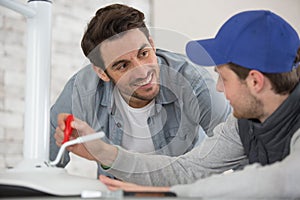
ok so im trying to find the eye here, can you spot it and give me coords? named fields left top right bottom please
left=116, top=62, right=129, bottom=71
left=139, top=49, right=149, bottom=58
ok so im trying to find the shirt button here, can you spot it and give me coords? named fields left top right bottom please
left=116, top=122, right=122, bottom=128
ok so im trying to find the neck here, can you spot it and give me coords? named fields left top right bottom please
left=259, top=93, right=289, bottom=123
left=128, top=98, right=152, bottom=108
left=119, top=92, right=151, bottom=108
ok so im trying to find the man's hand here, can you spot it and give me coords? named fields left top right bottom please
left=54, top=113, right=118, bottom=165
left=99, top=175, right=170, bottom=192
left=54, top=113, right=97, bottom=160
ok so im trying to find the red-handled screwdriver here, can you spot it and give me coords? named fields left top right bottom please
left=62, top=114, right=74, bottom=144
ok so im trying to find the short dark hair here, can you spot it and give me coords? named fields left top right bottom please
left=228, top=47, right=300, bottom=95
left=81, top=4, right=150, bottom=68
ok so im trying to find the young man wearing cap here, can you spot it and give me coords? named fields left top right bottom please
left=55, top=10, right=300, bottom=198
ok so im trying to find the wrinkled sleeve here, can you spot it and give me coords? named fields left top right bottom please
left=107, top=115, right=246, bottom=186
left=171, top=129, right=300, bottom=198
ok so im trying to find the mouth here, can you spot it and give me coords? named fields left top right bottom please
left=133, top=72, right=154, bottom=87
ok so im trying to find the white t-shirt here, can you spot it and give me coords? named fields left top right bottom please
left=114, top=89, right=155, bottom=154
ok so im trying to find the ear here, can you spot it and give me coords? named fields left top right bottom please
left=92, top=65, right=110, bottom=82
left=246, top=70, right=265, bottom=92
left=148, top=36, right=156, bottom=52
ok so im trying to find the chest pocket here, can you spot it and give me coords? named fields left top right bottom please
left=165, top=126, right=187, bottom=144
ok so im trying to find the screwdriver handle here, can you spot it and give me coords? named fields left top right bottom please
left=62, top=114, right=74, bottom=144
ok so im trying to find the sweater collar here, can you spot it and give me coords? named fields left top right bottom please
left=251, top=82, right=300, bottom=128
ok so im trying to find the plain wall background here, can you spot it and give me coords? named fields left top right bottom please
left=152, top=0, right=300, bottom=78
left=153, top=0, right=300, bottom=45
left=0, top=0, right=299, bottom=178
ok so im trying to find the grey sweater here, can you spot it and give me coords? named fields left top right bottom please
left=107, top=114, right=300, bottom=198
left=171, top=129, right=300, bottom=198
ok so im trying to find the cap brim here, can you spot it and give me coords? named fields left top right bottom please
left=186, top=39, right=227, bottom=66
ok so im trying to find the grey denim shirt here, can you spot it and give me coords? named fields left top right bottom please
left=49, top=49, right=231, bottom=170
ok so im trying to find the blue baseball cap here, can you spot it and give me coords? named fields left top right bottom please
left=186, top=10, right=300, bottom=73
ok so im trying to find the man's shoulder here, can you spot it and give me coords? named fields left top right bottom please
left=73, top=64, right=102, bottom=94
left=156, top=49, right=189, bottom=66
left=157, top=49, right=214, bottom=90
left=216, top=114, right=241, bottom=143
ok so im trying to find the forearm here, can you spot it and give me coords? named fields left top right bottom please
left=95, top=143, right=118, bottom=167
left=107, top=147, right=194, bottom=186
left=107, top=140, right=244, bottom=186
left=106, top=115, right=246, bottom=186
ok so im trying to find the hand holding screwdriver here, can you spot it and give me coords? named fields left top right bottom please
left=54, top=113, right=118, bottom=165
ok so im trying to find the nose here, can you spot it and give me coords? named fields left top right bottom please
left=131, top=58, right=148, bottom=78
